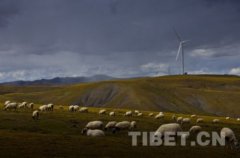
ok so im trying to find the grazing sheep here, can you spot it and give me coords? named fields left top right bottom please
left=18, top=103, right=25, bottom=109
left=105, top=121, right=117, bottom=130
left=237, top=118, right=240, bottom=121
left=4, top=102, right=18, bottom=111
left=189, top=125, right=202, bottom=134
left=225, top=117, right=230, bottom=120
left=220, top=127, right=239, bottom=149
left=213, top=119, right=220, bottom=124
left=18, top=102, right=27, bottom=109
left=47, top=103, right=54, bottom=111
left=155, top=113, right=164, bottom=119
left=27, top=103, right=34, bottom=109
left=148, top=113, right=154, bottom=117
left=22, top=101, right=27, bottom=105
left=99, top=109, right=107, bottom=115
left=130, top=121, right=137, bottom=128
left=182, top=118, right=191, bottom=124
left=85, top=121, right=103, bottom=129
left=113, top=121, right=136, bottom=132
left=81, top=129, right=105, bottom=137
left=32, top=110, right=39, bottom=120
left=154, top=123, right=182, bottom=137
left=69, top=105, right=79, bottom=112
left=4, top=100, right=11, bottom=107
left=115, top=121, right=131, bottom=129
left=79, top=107, right=88, bottom=113
left=191, top=114, right=196, bottom=118
left=196, top=118, right=204, bottom=123
left=39, top=105, right=48, bottom=112
left=109, top=111, right=115, bottom=116
left=73, top=105, right=79, bottom=112
left=69, top=105, right=74, bottom=112
left=177, top=117, right=183, bottom=123
left=134, top=110, right=139, bottom=114
left=124, top=111, right=132, bottom=117
left=137, top=113, right=143, bottom=117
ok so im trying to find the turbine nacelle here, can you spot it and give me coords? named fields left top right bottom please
left=180, top=40, right=190, bottom=45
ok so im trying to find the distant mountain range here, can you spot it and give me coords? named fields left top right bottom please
left=0, top=75, right=115, bottom=86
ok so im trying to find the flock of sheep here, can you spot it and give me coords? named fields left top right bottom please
left=2, top=100, right=240, bottom=149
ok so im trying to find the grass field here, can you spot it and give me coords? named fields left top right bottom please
left=0, top=104, right=240, bottom=158
left=1, top=75, right=240, bottom=157
left=1, top=75, right=240, bottom=116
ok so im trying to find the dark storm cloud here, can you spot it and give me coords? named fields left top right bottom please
left=0, top=0, right=240, bottom=82
left=0, top=0, right=19, bottom=27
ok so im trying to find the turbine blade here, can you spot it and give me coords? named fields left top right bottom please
left=176, top=43, right=182, bottom=61
left=173, top=28, right=182, bottom=42
left=182, top=40, right=190, bottom=44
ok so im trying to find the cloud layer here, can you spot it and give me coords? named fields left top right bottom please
left=0, top=0, right=240, bottom=82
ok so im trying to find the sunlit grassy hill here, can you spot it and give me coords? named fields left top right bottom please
left=1, top=75, right=240, bottom=116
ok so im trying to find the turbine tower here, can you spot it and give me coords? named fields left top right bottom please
left=174, top=29, right=189, bottom=75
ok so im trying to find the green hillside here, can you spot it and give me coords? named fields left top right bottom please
left=1, top=75, right=240, bottom=116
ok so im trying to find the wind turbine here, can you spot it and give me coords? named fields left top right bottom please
left=174, top=29, right=189, bottom=75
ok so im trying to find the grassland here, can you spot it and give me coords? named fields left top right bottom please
left=0, top=104, right=240, bottom=158
left=1, top=75, right=240, bottom=157
left=1, top=75, right=240, bottom=116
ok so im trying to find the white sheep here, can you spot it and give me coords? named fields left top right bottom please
left=220, top=127, right=239, bottom=149
left=85, top=121, right=103, bottom=129
left=109, top=111, right=115, bottom=116
left=237, top=118, right=240, bottom=121
left=39, top=105, right=48, bottom=112
left=196, top=118, right=204, bottom=123
left=154, top=123, right=182, bottom=137
left=189, top=125, right=202, bottom=134
left=73, top=105, right=79, bottom=112
left=134, top=110, right=139, bottom=114
left=130, top=121, right=137, bottom=128
left=4, top=100, right=11, bottom=107
left=113, top=121, right=136, bottom=132
left=155, top=113, right=164, bottom=119
left=213, top=119, right=220, bottom=124
left=69, top=105, right=74, bottom=112
left=137, top=113, right=143, bottom=117
left=177, top=117, right=183, bottom=123
left=82, top=129, right=105, bottom=137
left=22, top=101, right=27, bottom=106
left=99, top=109, right=107, bottom=115
left=191, top=114, right=196, bottom=118
left=225, top=117, right=230, bottom=120
left=79, top=107, right=88, bottom=113
left=4, top=102, right=18, bottom=111
left=105, top=121, right=117, bottom=130
left=182, top=118, right=191, bottom=124
left=148, top=113, right=154, bottom=117
left=124, top=111, right=132, bottom=117
left=69, top=105, right=79, bottom=112
left=27, top=103, right=34, bottom=109
left=18, top=102, right=27, bottom=109
left=47, top=103, right=54, bottom=111
left=115, top=121, right=131, bottom=129
left=32, top=110, right=39, bottom=120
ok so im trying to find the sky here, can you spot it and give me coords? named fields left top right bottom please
left=0, top=0, right=240, bottom=82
